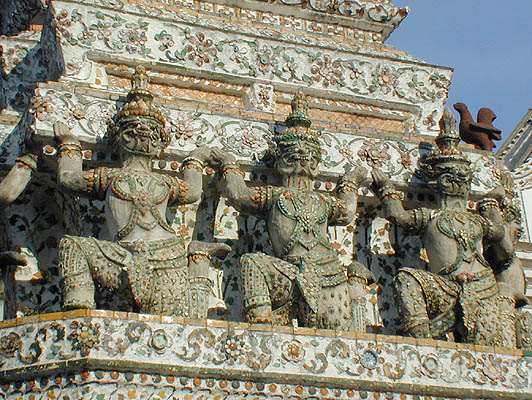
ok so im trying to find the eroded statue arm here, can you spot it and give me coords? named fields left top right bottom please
left=54, top=122, right=91, bottom=193
left=331, top=165, right=367, bottom=226
left=371, top=169, right=417, bottom=230
left=0, top=154, right=38, bottom=267
left=173, top=147, right=214, bottom=205
left=0, top=154, right=37, bottom=208
left=212, top=149, right=268, bottom=215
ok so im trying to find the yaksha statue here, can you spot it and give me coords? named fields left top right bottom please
left=216, top=92, right=373, bottom=330
left=372, top=109, right=517, bottom=346
left=55, top=66, right=227, bottom=317
left=483, top=171, right=532, bottom=349
left=484, top=171, right=528, bottom=307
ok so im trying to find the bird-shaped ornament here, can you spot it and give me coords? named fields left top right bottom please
left=453, top=102, right=502, bottom=152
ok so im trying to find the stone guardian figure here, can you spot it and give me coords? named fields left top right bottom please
left=215, top=92, right=373, bottom=331
left=55, top=66, right=225, bottom=317
left=372, top=109, right=517, bottom=347
left=483, top=171, right=532, bottom=349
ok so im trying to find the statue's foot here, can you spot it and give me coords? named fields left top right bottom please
left=498, top=282, right=530, bottom=308
left=516, top=293, right=530, bottom=308
left=63, top=288, right=96, bottom=310
left=246, top=306, right=273, bottom=324
left=403, top=320, right=432, bottom=338
left=63, top=303, right=95, bottom=311
left=347, top=261, right=375, bottom=284
left=188, top=240, right=231, bottom=260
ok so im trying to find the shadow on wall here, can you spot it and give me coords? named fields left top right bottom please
left=0, top=0, right=46, bottom=37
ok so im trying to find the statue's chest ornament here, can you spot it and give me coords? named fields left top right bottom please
left=109, top=172, right=174, bottom=240
left=435, top=210, right=489, bottom=274
left=277, top=191, right=331, bottom=255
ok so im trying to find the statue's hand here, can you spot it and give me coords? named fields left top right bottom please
left=53, top=121, right=79, bottom=144
left=344, top=165, right=367, bottom=187
left=371, top=169, right=391, bottom=190
left=188, top=146, right=212, bottom=164
left=0, top=251, right=27, bottom=267
left=485, top=185, right=505, bottom=202
left=211, top=147, right=237, bottom=167
left=17, top=154, right=38, bottom=169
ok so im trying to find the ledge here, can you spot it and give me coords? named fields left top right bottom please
left=0, top=310, right=530, bottom=399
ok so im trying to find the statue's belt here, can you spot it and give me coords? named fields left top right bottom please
left=282, top=251, right=348, bottom=296
left=108, top=236, right=187, bottom=310
left=94, top=236, right=187, bottom=266
left=400, top=267, right=499, bottom=305
left=118, top=236, right=186, bottom=264
left=445, top=267, right=499, bottom=301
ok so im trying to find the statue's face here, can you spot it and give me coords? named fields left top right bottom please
left=276, top=141, right=321, bottom=178
left=116, top=117, right=166, bottom=157
left=436, top=165, right=472, bottom=198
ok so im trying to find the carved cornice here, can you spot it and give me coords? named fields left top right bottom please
left=0, top=311, right=530, bottom=399
left=497, top=108, right=532, bottom=171
left=76, top=0, right=408, bottom=44
left=45, top=1, right=451, bottom=134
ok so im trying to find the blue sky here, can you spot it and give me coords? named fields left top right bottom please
left=387, top=0, right=532, bottom=144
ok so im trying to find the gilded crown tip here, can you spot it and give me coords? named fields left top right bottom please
left=419, top=108, right=470, bottom=179
left=286, top=90, right=311, bottom=129
left=114, top=65, right=165, bottom=127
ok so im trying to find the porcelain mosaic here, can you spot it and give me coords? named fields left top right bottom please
left=0, top=30, right=47, bottom=116
left=30, top=84, right=501, bottom=193
left=47, top=0, right=451, bottom=134
left=74, top=0, right=408, bottom=46
left=0, top=370, right=491, bottom=400
left=0, top=0, right=531, bottom=397
left=0, top=313, right=530, bottom=399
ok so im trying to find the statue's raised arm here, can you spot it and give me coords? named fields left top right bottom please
left=0, top=153, right=38, bottom=267
left=332, top=164, right=367, bottom=226
left=0, top=154, right=37, bottom=208
left=371, top=168, right=416, bottom=230
left=54, top=121, right=88, bottom=194
left=213, top=148, right=266, bottom=216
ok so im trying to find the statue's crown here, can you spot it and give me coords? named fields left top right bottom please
left=275, top=91, right=321, bottom=147
left=114, top=66, right=166, bottom=128
left=419, top=108, right=471, bottom=179
left=109, top=66, right=170, bottom=150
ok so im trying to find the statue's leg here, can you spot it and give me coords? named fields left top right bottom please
left=317, top=282, right=353, bottom=331
left=187, top=241, right=231, bottom=319
left=346, top=261, right=375, bottom=332
left=496, top=259, right=529, bottom=307
left=516, top=309, right=532, bottom=350
left=150, top=257, right=188, bottom=316
left=394, top=270, right=431, bottom=338
left=394, top=268, right=458, bottom=339
left=59, top=236, right=96, bottom=310
left=187, top=253, right=212, bottom=319
left=240, top=253, right=294, bottom=324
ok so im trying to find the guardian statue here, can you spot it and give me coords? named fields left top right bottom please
left=215, top=92, right=373, bottom=330
left=55, top=66, right=228, bottom=317
left=372, top=109, right=517, bottom=346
